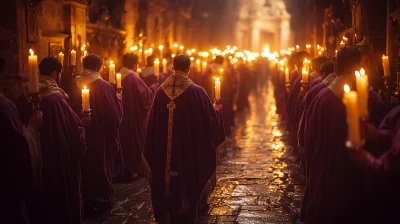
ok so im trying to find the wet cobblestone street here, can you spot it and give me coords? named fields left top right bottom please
left=85, top=85, right=304, bottom=224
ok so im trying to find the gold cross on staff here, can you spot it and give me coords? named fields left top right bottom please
left=165, top=100, right=177, bottom=195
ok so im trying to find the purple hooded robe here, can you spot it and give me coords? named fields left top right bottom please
left=143, top=72, right=225, bottom=222
left=69, top=69, right=122, bottom=209
left=118, top=67, right=153, bottom=177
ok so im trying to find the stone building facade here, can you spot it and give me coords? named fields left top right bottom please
left=0, top=0, right=200, bottom=75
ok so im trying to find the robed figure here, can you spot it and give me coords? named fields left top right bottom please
left=117, top=54, right=153, bottom=181
left=143, top=55, right=225, bottom=223
left=69, top=55, right=123, bottom=215
left=17, top=57, right=87, bottom=223
left=0, top=92, right=35, bottom=224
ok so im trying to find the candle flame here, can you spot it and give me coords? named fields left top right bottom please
left=137, top=68, right=142, bottom=73
left=110, top=60, right=114, bottom=65
left=158, top=45, right=163, bottom=50
left=162, top=59, right=167, bottom=63
left=355, top=71, right=360, bottom=77
left=344, top=84, right=350, bottom=93
left=154, top=58, right=160, bottom=63
left=280, top=67, right=284, bottom=71
left=203, top=62, right=207, bottom=66
left=59, top=52, right=64, bottom=55
left=84, top=86, right=87, bottom=90
left=382, top=55, right=388, bottom=58
left=219, top=68, right=224, bottom=73
left=296, top=45, right=300, bottom=49
left=215, top=77, right=220, bottom=82
left=285, top=68, right=289, bottom=72
left=196, top=59, right=200, bottom=64
left=190, top=57, right=194, bottom=61
left=173, top=43, right=178, bottom=48
left=29, top=48, right=34, bottom=56
left=179, top=46, right=184, bottom=50
left=360, top=68, right=365, bottom=76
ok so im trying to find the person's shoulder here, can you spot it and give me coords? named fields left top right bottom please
left=188, top=83, right=207, bottom=94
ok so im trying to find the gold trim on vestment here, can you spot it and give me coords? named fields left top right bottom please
left=161, top=72, right=194, bottom=101
left=165, top=100, right=176, bottom=195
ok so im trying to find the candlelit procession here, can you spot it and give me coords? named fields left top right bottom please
left=1, top=0, right=400, bottom=224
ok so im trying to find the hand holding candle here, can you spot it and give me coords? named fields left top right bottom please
left=28, top=49, right=39, bottom=93
left=382, top=55, right=390, bottom=77
left=343, top=84, right=361, bottom=148
left=82, top=86, right=90, bottom=112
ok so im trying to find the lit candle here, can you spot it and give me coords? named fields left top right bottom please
left=285, top=68, right=290, bottom=83
left=137, top=68, right=142, bottom=74
left=343, top=84, right=361, bottom=148
left=116, top=73, right=122, bottom=88
left=158, top=45, right=164, bottom=59
left=109, top=60, right=115, bottom=83
left=219, top=68, right=224, bottom=75
left=355, top=69, right=369, bottom=117
left=382, top=55, right=390, bottom=77
left=340, top=41, right=345, bottom=49
left=303, top=59, right=310, bottom=73
left=196, top=60, right=201, bottom=72
left=81, top=86, right=90, bottom=112
left=179, top=45, right=184, bottom=52
left=302, top=68, right=309, bottom=83
left=28, top=49, right=39, bottom=93
left=154, top=58, right=160, bottom=77
left=58, top=52, right=64, bottom=65
left=162, top=59, right=167, bottom=73
left=202, top=62, right=207, bottom=72
left=173, top=43, right=178, bottom=54
left=70, top=49, right=76, bottom=66
left=215, top=77, right=221, bottom=100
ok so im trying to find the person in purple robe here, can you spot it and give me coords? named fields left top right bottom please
left=17, top=57, right=87, bottom=223
left=69, top=54, right=123, bottom=217
left=116, top=54, right=153, bottom=181
left=348, top=118, right=400, bottom=223
left=141, top=55, right=158, bottom=87
left=143, top=55, right=225, bottom=223
left=301, top=47, right=367, bottom=223
left=0, top=70, right=42, bottom=224
left=201, top=55, right=224, bottom=98
left=237, top=62, right=251, bottom=110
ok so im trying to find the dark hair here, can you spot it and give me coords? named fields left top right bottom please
left=319, top=62, right=335, bottom=78
left=336, top=47, right=361, bottom=76
left=147, top=55, right=155, bottom=66
left=39, top=57, right=62, bottom=76
left=122, top=54, right=139, bottom=69
left=173, top=55, right=191, bottom=72
left=215, top=55, right=224, bottom=65
left=83, top=54, right=103, bottom=71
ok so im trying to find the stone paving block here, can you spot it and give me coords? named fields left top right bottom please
left=224, top=196, right=259, bottom=205
left=237, top=210, right=292, bottom=224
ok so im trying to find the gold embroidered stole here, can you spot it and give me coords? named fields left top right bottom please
left=161, top=72, right=194, bottom=195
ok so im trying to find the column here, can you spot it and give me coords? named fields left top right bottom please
left=251, top=26, right=260, bottom=52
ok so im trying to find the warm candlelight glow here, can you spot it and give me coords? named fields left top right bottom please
left=28, top=49, right=39, bottom=93
left=116, top=73, right=121, bottom=88
left=179, top=46, right=184, bottom=50
left=173, top=43, right=178, bottom=48
left=285, top=68, right=289, bottom=83
left=162, top=59, right=167, bottom=73
left=154, top=58, right=160, bottom=77
left=344, top=84, right=350, bottom=93
left=302, top=68, right=309, bottom=83
left=382, top=55, right=390, bottom=77
left=360, top=68, right=365, bottom=76
left=137, top=68, right=142, bottom=73
left=215, top=77, right=221, bottom=100
left=296, top=45, right=300, bottom=49
left=70, top=49, right=76, bottom=66
left=355, top=68, right=369, bottom=117
left=81, top=86, right=90, bottom=112
left=109, top=60, right=116, bottom=83
left=158, top=45, right=163, bottom=50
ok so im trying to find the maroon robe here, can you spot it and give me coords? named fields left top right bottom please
left=302, top=83, right=366, bottom=223
left=141, top=67, right=157, bottom=87
left=0, top=93, right=34, bottom=224
left=143, top=72, right=225, bottom=222
left=118, top=67, right=153, bottom=177
left=70, top=70, right=122, bottom=210
left=309, top=76, right=322, bottom=88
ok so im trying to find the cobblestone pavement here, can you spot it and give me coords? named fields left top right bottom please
left=84, top=85, right=304, bottom=224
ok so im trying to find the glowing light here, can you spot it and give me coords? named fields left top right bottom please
left=344, top=84, right=350, bottom=93
left=29, top=48, right=34, bottom=56
left=360, top=68, right=365, bottom=76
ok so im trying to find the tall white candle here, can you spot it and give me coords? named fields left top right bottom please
left=28, top=49, right=39, bottom=93
left=285, top=68, right=290, bottom=83
left=382, top=55, right=390, bottom=77
left=355, top=69, right=369, bottom=117
left=202, top=62, right=207, bottom=72
left=302, top=68, right=309, bottom=83
left=116, top=73, right=122, bottom=88
left=159, top=45, right=164, bottom=59
left=82, top=86, right=90, bottom=112
left=109, top=60, right=115, bottom=83
left=58, top=52, right=64, bottom=65
left=154, top=59, right=160, bottom=77
left=70, top=49, right=76, bottom=66
left=343, top=84, right=361, bottom=148
left=215, top=77, right=221, bottom=100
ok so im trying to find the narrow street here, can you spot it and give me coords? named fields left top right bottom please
left=85, top=83, right=304, bottom=224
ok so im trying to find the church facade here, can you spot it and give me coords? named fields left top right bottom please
left=236, top=0, right=292, bottom=52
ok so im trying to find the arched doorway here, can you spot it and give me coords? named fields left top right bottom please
left=236, top=0, right=292, bottom=52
